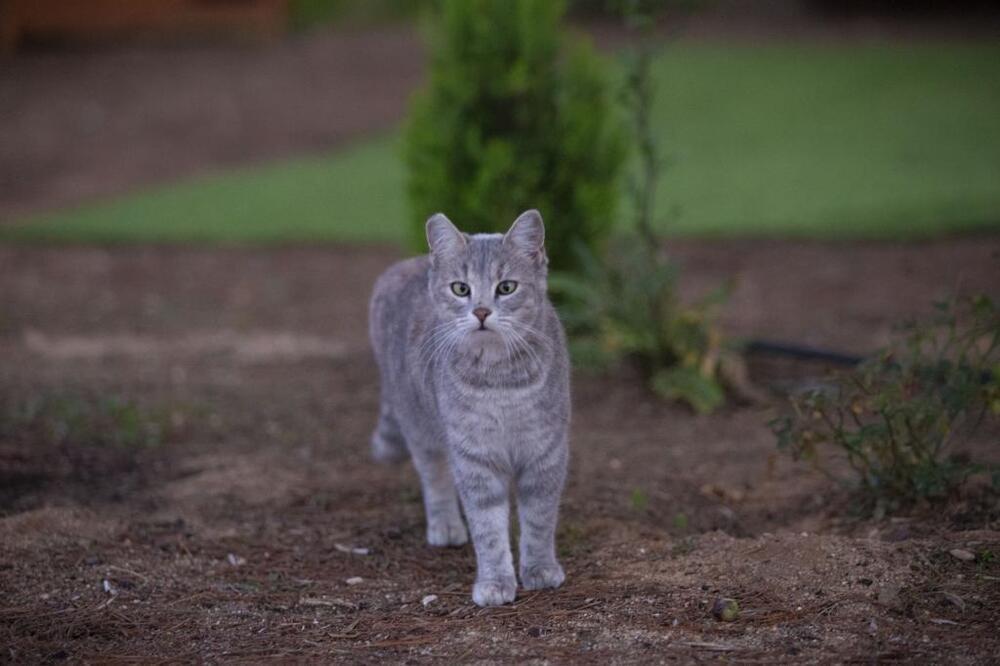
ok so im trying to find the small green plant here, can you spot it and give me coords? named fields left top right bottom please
left=551, top=239, right=730, bottom=413
left=771, top=295, right=1000, bottom=512
left=630, top=487, right=649, bottom=511
left=549, top=0, right=733, bottom=413
left=0, top=394, right=170, bottom=450
left=403, top=0, right=628, bottom=272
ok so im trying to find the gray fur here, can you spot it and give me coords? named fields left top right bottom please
left=369, top=210, right=570, bottom=607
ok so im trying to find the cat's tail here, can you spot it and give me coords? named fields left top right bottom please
left=371, top=410, right=409, bottom=464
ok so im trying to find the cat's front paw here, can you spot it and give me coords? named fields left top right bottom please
left=520, top=562, right=565, bottom=591
left=426, top=517, right=468, bottom=547
left=472, top=577, right=517, bottom=607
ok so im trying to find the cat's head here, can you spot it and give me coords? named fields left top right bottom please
left=425, top=210, right=548, bottom=356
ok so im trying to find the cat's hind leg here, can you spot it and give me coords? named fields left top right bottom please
left=410, top=448, right=468, bottom=547
left=370, top=406, right=409, bottom=464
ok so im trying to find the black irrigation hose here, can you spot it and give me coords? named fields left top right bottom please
left=746, top=340, right=996, bottom=383
left=744, top=340, right=864, bottom=367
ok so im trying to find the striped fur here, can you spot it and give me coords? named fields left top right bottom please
left=368, top=210, right=570, bottom=607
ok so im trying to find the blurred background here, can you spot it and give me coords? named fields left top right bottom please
left=2, top=0, right=998, bottom=241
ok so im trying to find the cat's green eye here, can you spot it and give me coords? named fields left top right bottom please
left=450, top=281, right=471, bottom=297
left=496, top=280, right=518, bottom=296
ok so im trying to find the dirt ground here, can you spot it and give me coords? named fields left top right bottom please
left=1, top=238, right=998, bottom=663
left=3, top=8, right=1000, bottom=662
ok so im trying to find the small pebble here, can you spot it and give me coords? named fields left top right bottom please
left=421, top=594, right=438, bottom=607
left=711, top=597, right=739, bottom=622
left=949, top=549, right=975, bottom=562
left=345, top=576, right=364, bottom=586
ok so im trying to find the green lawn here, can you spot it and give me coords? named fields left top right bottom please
left=4, top=42, right=999, bottom=245
left=2, top=136, right=407, bottom=245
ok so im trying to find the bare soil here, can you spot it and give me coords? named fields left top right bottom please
left=1, top=238, right=998, bottom=663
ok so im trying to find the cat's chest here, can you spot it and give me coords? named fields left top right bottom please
left=441, top=382, right=544, bottom=444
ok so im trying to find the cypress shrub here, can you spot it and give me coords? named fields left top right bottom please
left=404, top=0, right=628, bottom=271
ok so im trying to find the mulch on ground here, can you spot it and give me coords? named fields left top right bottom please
left=1, top=239, right=998, bottom=662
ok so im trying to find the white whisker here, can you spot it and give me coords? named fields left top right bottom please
left=505, top=325, right=543, bottom=380
left=505, top=317, right=554, bottom=351
left=419, top=318, right=466, bottom=387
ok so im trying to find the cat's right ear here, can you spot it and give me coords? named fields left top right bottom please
left=426, top=213, right=465, bottom=260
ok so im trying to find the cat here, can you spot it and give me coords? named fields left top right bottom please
left=368, top=209, right=570, bottom=607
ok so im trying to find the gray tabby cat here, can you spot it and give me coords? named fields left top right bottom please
left=368, top=210, right=570, bottom=607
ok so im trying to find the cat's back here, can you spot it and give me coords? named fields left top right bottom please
left=369, top=255, right=430, bottom=357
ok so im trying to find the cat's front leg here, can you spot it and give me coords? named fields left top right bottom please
left=410, top=449, right=468, bottom=547
left=516, top=437, right=568, bottom=591
left=453, top=450, right=516, bottom=606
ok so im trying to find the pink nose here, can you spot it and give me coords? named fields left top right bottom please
left=473, top=307, right=492, bottom=323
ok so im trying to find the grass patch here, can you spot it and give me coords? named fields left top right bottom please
left=3, top=42, right=999, bottom=245
left=650, top=42, right=1000, bottom=238
left=2, top=135, right=406, bottom=245
left=0, top=393, right=172, bottom=450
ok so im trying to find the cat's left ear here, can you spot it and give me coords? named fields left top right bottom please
left=503, top=209, right=547, bottom=265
